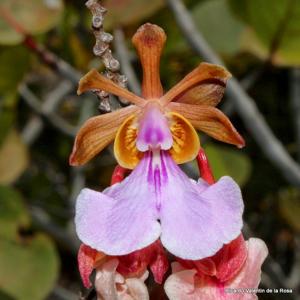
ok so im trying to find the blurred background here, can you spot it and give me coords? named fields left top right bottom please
left=0, top=0, right=300, bottom=299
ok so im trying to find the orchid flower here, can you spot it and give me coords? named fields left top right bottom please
left=164, top=236, right=268, bottom=300
left=73, top=24, right=245, bottom=261
left=70, top=23, right=244, bottom=169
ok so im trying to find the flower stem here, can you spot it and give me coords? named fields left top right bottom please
left=196, top=148, right=215, bottom=185
left=111, top=165, right=128, bottom=185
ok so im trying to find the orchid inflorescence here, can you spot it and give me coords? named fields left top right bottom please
left=70, top=23, right=268, bottom=299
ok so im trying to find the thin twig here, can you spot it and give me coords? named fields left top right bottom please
left=166, top=0, right=300, bottom=187
left=30, top=206, right=79, bottom=255
left=24, top=37, right=81, bottom=84
left=20, top=83, right=77, bottom=145
left=221, top=68, right=264, bottom=116
left=286, top=236, right=300, bottom=291
left=114, top=28, right=141, bottom=95
left=67, top=99, right=96, bottom=248
left=50, top=285, right=79, bottom=300
left=0, top=5, right=81, bottom=84
left=0, top=7, right=86, bottom=144
left=290, top=68, right=300, bottom=162
left=268, top=0, right=295, bottom=63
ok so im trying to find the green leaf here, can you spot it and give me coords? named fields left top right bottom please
left=0, top=46, right=30, bottom=92
left=278, top=188, right=300, bottom=232
left=203, top=143, right=252, bottom=186
left=69, top=32, right=91, bottom=70
left=0, top=130, right=29, bottom=184
left=0, top=290, right=15, bottom=300
left=0, top=185, right=29, bottom=239
left=0, top=235, right=59, bottom=300
left=228, top=0, right=300, bottom=66
left=0, top=92, right=18, bottom=147
left=0, top=0, right=64, bottom=45
left=0, top=186, right=59, bottom=300
left=102, top=0, right=164, bottom=28
left=0, top=110, right=14, bottom=146
left=192, top=0, right=245, bottom=55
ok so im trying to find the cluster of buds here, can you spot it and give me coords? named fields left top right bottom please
left=70, top=22, right=268, bottom=299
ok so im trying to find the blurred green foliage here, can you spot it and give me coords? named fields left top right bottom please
left=0, top=0, right=64, bottom=45
left=0, top=186, right=59, bottom=300
left=193, top=0, right=245, bottom=55
left=278, top=188, right=300, bottom=232
left=229, top=0, right=300, bottom=65
left=203, top=143, right=252, bottom=187
left=0, top=130, right=29, bottom=184
left=0, top=46, right=30, bottom=91
left=103, top=0, right=164, bottom=28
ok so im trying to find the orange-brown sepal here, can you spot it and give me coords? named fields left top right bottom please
left=132, top=23, right=166, bottom=99
left=161, top=62, right=231, bottom=106
left=168, top=102, right=245, bottom=148
left=69, top=106, right=140, bottom=166
left=78, top=69, right=145, bottom=106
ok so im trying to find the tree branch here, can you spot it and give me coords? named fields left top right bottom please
left=20, top=83, right=77, bottom=145
left=30, top=206, right=79, bottom=255
left=50, top=285, right=79, bottom=300
left=166, top=0, right=300, bottom=187
left=23, top=38, right=82, bottom=84
left=0, top=5, right=81, bottom=84
left=290, top=68, right=300, bottom=162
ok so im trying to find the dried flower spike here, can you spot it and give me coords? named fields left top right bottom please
left=85, top=0, right=128, bottom=112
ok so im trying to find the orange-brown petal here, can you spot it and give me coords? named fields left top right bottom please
left=168, top=102, right=245, bottom=148
left=69, top=105, right=140, bottom=166
left=114, top=115, right=143, bottom=169
left=166, top=112, right=200, bottom=164
left=132, top=23, right=166, bottom=99
left=78, top=69, right=145, bottom=106
left=175, top=82, right=226, bottom=106
left=160, top=62, right=231, bottom=106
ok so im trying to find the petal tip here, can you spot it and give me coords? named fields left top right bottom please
left=200, top=62, right=232, bottom=81
left=69, top=142, right=83, bottom=166
left=132, top=23, right=166, bottom=99
left=69, top=153, right=79, bottom=166
left=237, top=137, right=246, bottom=148
left=132, top=23, right=166, bottom=48
left=78, top=68, right=100, bottom=95
left=77, top=87, right=83, bottom=95
left=234, top=133, right=246, bottom=149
